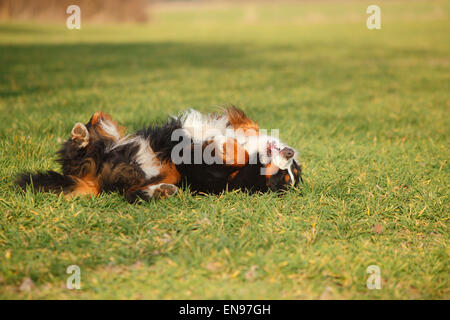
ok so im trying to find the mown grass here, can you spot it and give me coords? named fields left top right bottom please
left=0, top=0, right=448, bottom=299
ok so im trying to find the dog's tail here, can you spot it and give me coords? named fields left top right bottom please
left=16, top=171, right=76, bottom=194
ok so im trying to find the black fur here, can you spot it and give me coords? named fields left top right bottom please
left=136, top=118, right=183, bottom=162
left=16, top=171, right=76, bottom=194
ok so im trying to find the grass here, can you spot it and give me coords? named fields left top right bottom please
left=0, top=0, right=448, bottom=299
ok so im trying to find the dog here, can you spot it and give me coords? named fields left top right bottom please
left=17, top=107, right=302, bottom=202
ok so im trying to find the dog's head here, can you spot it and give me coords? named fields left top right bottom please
left=222, top=107, right=302, bottom=192
left=261, top=138, right=302, bottom=191
left=226, top=136, right=302, bottom=192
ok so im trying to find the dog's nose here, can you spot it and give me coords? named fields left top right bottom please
left=280, top=147, right=294, bottom=159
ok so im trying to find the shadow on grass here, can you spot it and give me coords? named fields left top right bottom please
left=0, top=41, right=259, bottom=98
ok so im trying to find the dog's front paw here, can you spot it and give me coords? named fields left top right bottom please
left=71, top=122, right=90, bottom=148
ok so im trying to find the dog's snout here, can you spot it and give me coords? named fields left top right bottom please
left=280, top=147, right=294, bottom=159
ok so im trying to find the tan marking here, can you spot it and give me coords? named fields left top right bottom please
left=226, top=107, right=259, bottom=136
left=284, top=174, right=290, bottom=183
left=67, top=174, right=100, bottom=198
left=90, top=111, right=107, bottom=125
left=229, top=170, right=239, bottom=180
left=265, top=163, right=280, bottom=179
left=222, top=138, right=249, bottom=166
left=90, top=111, right=126, bottom=141
left=293, top=168, right=298, bottom=175
left=159, top=161, right=182, bottom=185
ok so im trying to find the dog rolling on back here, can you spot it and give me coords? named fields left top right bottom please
left=17, top=107, right=302, bottom=202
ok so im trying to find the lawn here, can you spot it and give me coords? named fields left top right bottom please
left=0, top=0, right=448, bottom=299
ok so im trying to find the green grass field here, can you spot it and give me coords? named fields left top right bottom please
left=0, top=0, right=448, bottom=299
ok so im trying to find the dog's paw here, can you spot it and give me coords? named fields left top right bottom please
left=146, top=183, right=178, bottom=199
left=71, top=122, right=89, bottom=148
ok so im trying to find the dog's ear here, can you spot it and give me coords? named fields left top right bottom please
left=225, top=106, right=259, bottom=136
left=89, top=111, right=125, bottom=141
left=71, top=122, right=90, bottom=148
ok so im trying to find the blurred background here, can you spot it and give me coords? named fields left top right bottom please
left=0, top=0, right=445, bottom=24
left=0, top=0, right=448, bottom=131
left=0, top=0, right=150, bottom=22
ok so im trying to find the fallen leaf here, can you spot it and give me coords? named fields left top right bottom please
left=372, top=224, right=383, bottom=234
left=196, top=217, right=211, bottom=225
left=245, top=265, right=258, bottom=281
left=319, top=286, right=334, bottom=300
left=205, top=262, right=221, bottom=272
left=131, top=261, right=143, bottom=269
left=19, top=278, right=34, bottom=292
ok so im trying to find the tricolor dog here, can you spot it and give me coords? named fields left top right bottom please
left=17, top=107, right=302, bottom=202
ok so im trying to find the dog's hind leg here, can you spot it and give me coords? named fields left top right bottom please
left=126, top=183, right=178, bottom=203
left=124, top=161, right=181, bottom=203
